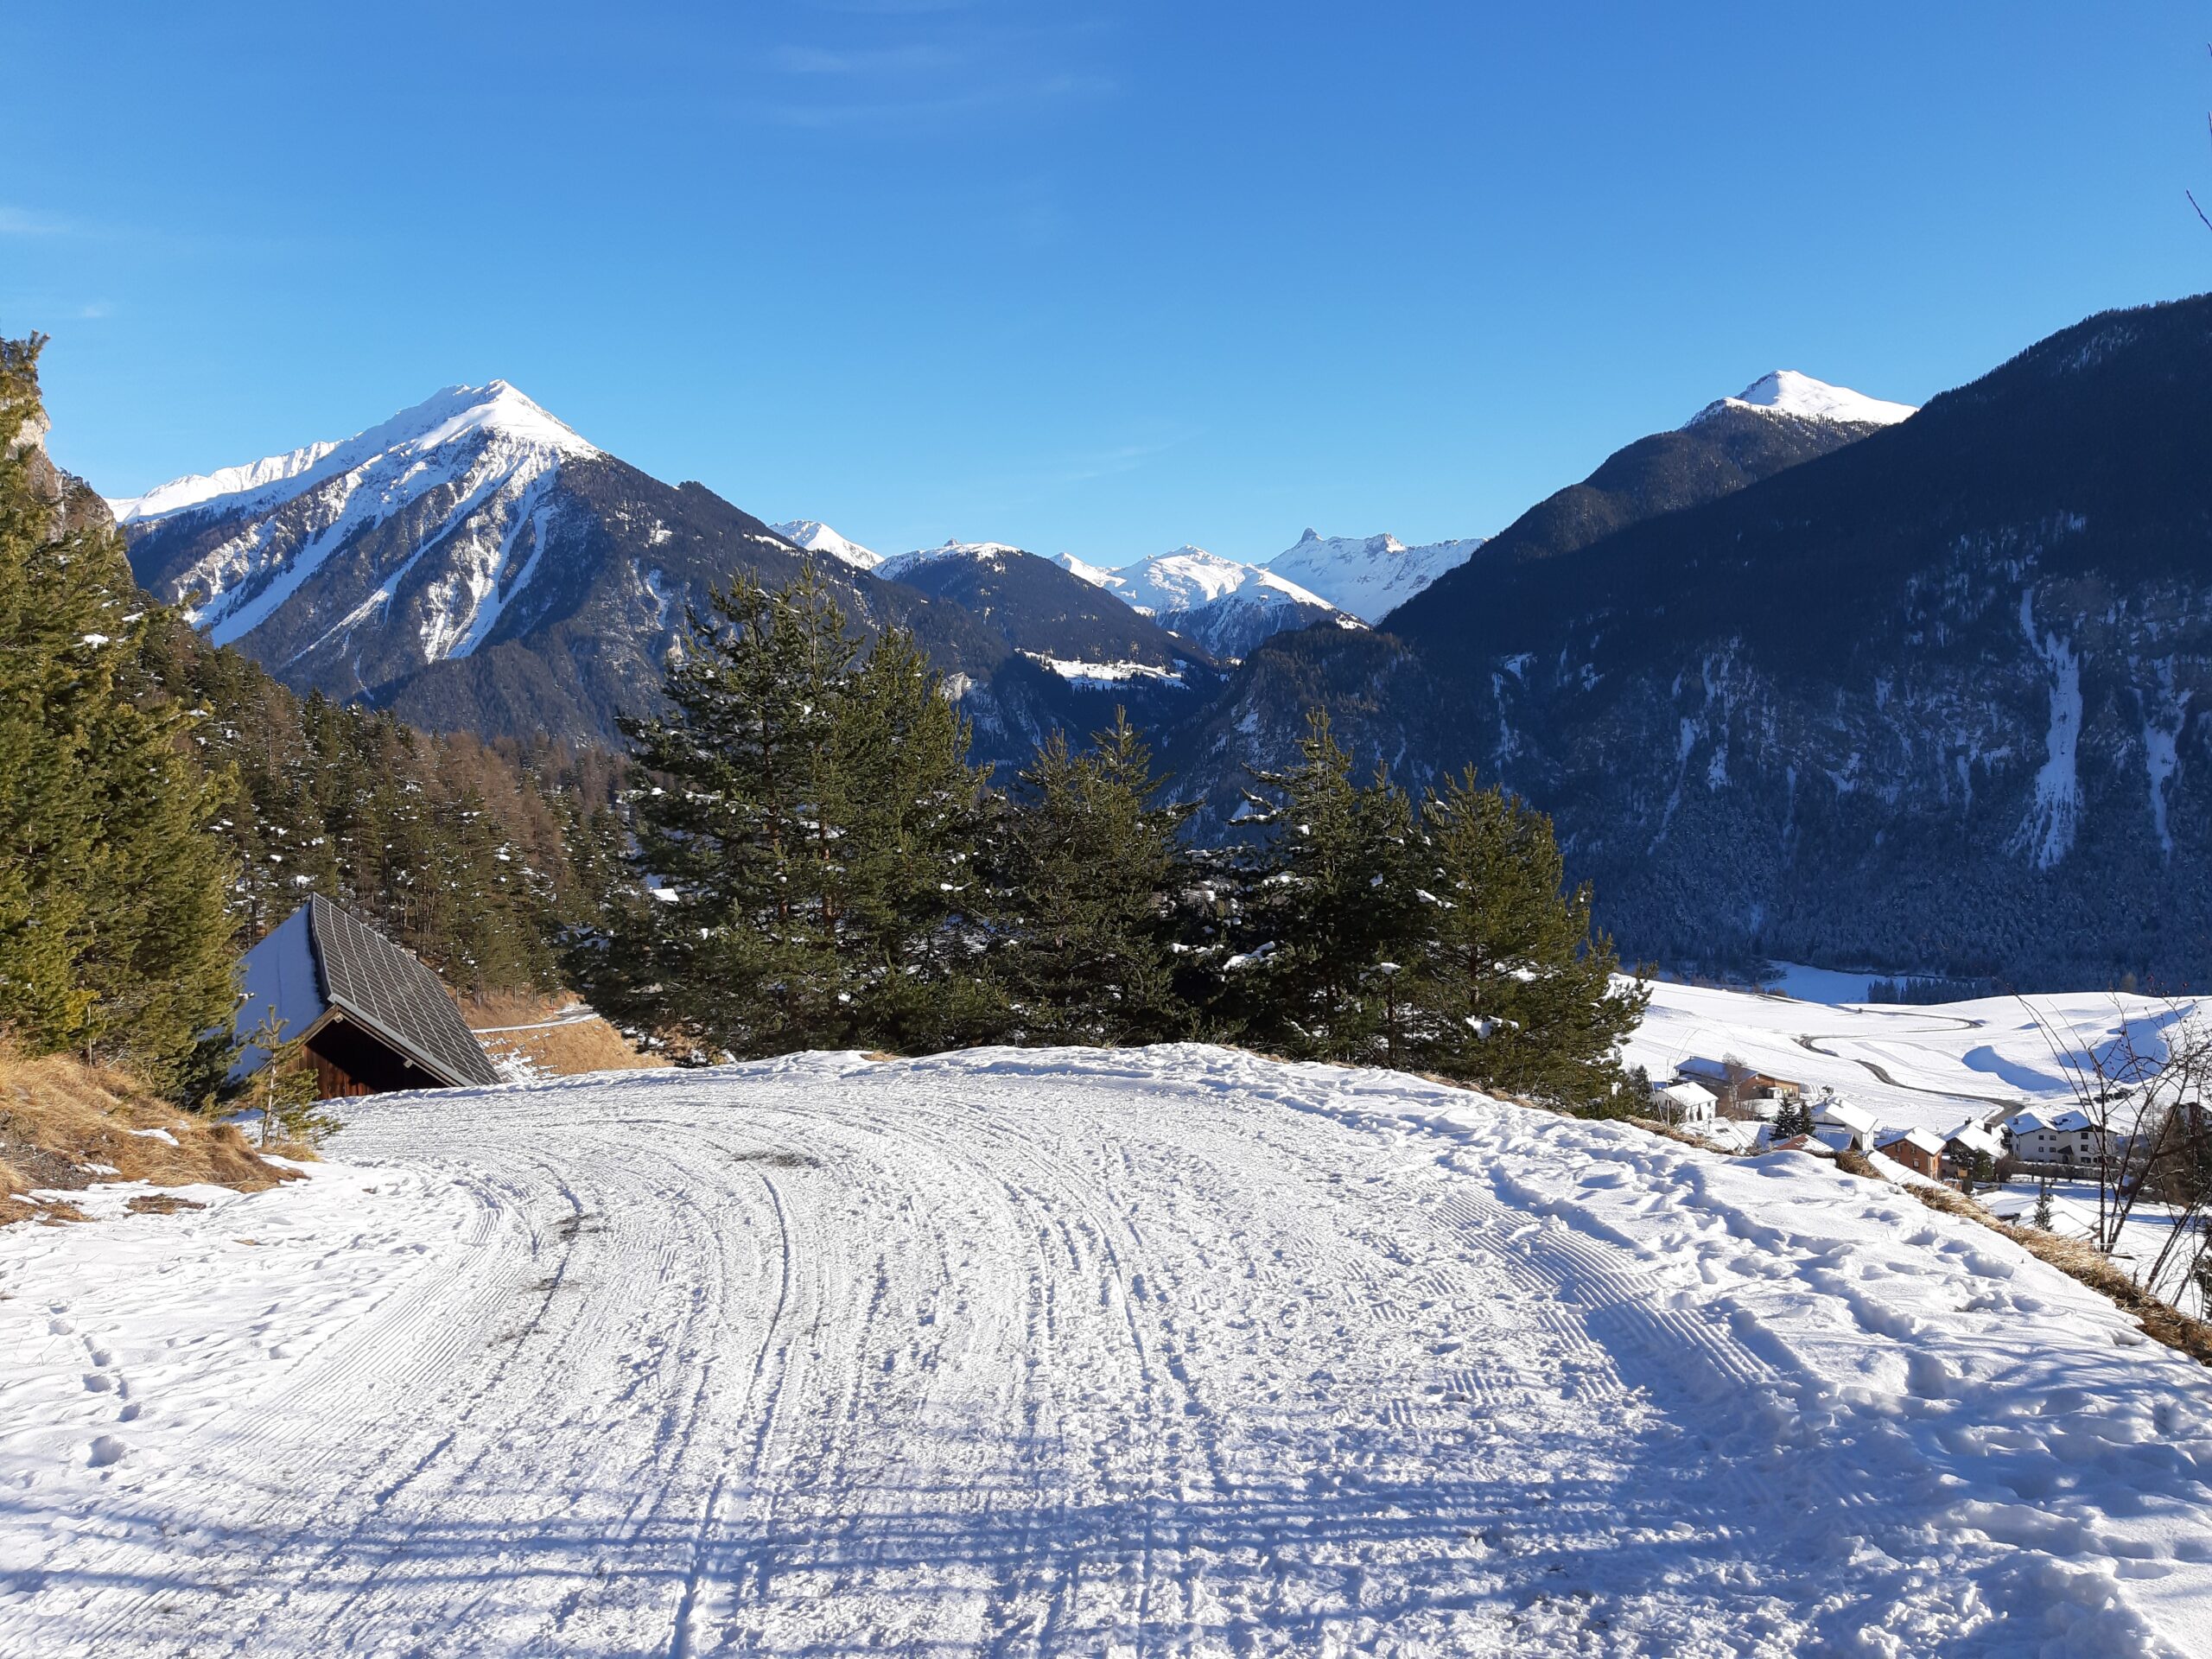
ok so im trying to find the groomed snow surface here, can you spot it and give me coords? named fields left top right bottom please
left=5, top=1046, right=2210, bottom=1656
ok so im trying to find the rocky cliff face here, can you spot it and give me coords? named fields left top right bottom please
left=1168, top=299, right=2212, bottom=988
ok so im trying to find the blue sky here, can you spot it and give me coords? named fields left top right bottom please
left=9, top=2, right=2211, bottom=564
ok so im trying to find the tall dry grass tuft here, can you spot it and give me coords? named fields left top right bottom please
left=0, top=1039, right=302, bottom=1224
left=461, top=991, right=670, bottom=1080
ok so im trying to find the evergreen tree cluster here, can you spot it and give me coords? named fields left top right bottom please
left=162, top=627, right=623, bottom=997
left=1, top=335, right=621, bottom=1101
left=0, top=336, right=236, bottom=1096
left=580, top=569, right=1001, bottom=1058
left=575, top=576, right=1649, bottom=1111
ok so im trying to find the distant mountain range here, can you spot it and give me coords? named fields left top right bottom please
left=115, top=383, right=1007, bottom=746
left=113, top=325, right=2212, bottom=988
left=1173, top=315, right=2212, bottom=987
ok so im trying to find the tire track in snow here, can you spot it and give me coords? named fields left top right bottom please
left=9, top=1049, right=2209, bottom=1657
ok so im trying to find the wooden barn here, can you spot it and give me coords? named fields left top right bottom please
left=229, top=898, right=500, bottom=1098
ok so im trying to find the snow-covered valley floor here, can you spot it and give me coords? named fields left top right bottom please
left=5, top=1046, right=2212, bottom=1656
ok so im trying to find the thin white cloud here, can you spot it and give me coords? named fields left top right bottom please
left=0, top=206, right=69, bottom=237
left=769, top=41, right=963, bottom=75
left=760, top=9, right=1116, bottom=130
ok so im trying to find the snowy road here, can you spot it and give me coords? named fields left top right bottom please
left=6, top=1047, right=2212, bottom=1656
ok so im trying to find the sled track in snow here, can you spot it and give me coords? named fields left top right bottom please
left=4, top=1046, right=2210, bottom=1656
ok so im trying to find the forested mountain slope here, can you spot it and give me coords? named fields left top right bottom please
left=1170, top=297, right=2212, bottom=988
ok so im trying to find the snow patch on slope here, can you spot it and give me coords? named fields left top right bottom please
left=1023, top=652, right=1189, bottom=689
left=2010, top=589, right=2083, bottom=869
left=1688, top=370, right=1916, bottom=430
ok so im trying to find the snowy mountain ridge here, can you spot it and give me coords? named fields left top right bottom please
left=772, top=519, right=882, bottom=571
left=113, top=382, right=978, bottom=748
left=1054, top=543, right=1354, bottom=659
left=1265, top=529, right=1486, bottom=624
left=124, top=383, right=603, bottom=654
left=875, top=539, right=1026, bottom=581
left=106, top=380, right=599, bottom=530
left=1688, top=370, right=1916, bottom=430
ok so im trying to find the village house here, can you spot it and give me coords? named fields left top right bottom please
left=1940, top=1121, right=2005, bottom=1182
left=2005, top=1108, right=2107, bottom=1173
left=1702, top=1118, right=1761, bottom=1154
left=1873, top=1125, right=1946, bottom=1179
left=1810, top=1096, right=1879, bottom=1154
left=1654, top=1079, right=1718, bottom=1128
left=1675, top=1058, right=1806, bottom=1115
left=229, top=897, right=501, bottom=1099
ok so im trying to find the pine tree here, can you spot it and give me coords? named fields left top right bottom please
left=0, top=335, right=237, bottom=1098
left=995, top=709, right=1196, bottom=1046
left=1411, top=769, right=1647, bottom=1109
left=592, top=569, right=996, bottom=1058
left=1226, top=710, right=1426, bottom=1065
left=822, top=623, right=1002, bottom=1052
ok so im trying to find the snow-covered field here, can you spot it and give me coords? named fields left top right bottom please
left=1629, top=980, right=2199, bottom=1136
left=5, top=1047, right=2211, bottom=1656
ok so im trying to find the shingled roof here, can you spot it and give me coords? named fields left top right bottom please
left=230, top=897, right=499, bottom=1089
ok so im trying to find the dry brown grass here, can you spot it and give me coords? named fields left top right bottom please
left=0, top=1040, right=302, bottom=1227
left=1626, top=1114, right=1719, bottom=1148
left=461, top=991, right=670, bottom=1081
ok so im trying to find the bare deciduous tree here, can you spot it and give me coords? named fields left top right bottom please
left=2020, top=994, right=2212, bottom=1315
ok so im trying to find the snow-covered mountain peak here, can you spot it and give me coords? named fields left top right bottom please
left=107, top=380, right=599, bottom=526
left=772, top=519, right=882, bottom=571
left=1266, top=530, right=1484, bottom=623
left=1689, top=370, right=1916, bottom=430
left=877, top=539, right=1024, bottom=580
left=1109, top=546, right=1273, bottom=613
left=1052, top=551, right=1126, bottom=592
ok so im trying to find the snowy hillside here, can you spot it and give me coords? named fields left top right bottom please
left=1267, top=528, right=1486, bottom=623
left=772, top=518, right=881, bottom=570
left=1688, top=370, right=1917, bottom=429
left=1630, top=978, right=2203, bottom=1136
left=6, top=1046, right=2210, bottom=1655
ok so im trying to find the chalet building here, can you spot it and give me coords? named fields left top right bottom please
left=1674, top=1058, right=1805, bottom=1114
left=1810, top=1096, right=1879, bottom=1154
left=1940, top=1121, right=2005, bottom=1181
left=2005, top=1109, right=2107, bottom=1172
left=1873, top=1125, right=1946, bottom=1179
left=1653, top=1080, right=1718, bottom=1128
left=229, top=898, right=500, bottom=1099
